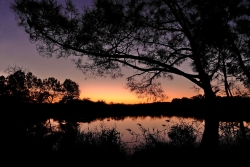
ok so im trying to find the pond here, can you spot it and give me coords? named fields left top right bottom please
left=78, top=116, right=204, bottom=146
left=48, top=115, right=249, bottom=148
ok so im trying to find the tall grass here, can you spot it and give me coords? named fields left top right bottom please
left=7, top=119, right=250, bottom=166
left=126, top=120, right=203, bottom=166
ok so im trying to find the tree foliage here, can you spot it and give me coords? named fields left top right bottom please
left=11, top=0, right=250, bottom=100
left=0, top=68, right=80, bottom=103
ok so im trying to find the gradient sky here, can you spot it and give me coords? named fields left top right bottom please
left=0, top=0, right=201, bottom=104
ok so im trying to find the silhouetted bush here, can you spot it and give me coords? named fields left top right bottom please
left=168, top=123, right=197, bottom=148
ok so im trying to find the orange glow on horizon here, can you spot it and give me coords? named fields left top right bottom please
left=79, top=84, right=199, bottom=104
left=77, top=73, right=201, bottom=104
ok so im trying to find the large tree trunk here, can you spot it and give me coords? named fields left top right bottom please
left=199, top=78, right=219, bottom=151
left=200, top=114, right=219, bottom=151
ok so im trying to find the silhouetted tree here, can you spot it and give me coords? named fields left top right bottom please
left=11, top=0, right=250, bottom=150
left=193, top=0, right=250, bottom=91
left=11, top=0, right=218, bottom=100
left=41, top=77, right=62, bottom=103
left=5, top=70, right=30, bottom=102
left=0, top=68, right=80, bottom=103
left=60, top=79, right=80, bottom=103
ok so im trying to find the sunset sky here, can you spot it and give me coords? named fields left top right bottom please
left=0, top=0, right=201, bottom=104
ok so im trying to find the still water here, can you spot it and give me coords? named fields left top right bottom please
left=76, top=116, right=206, bottom=148
left=48, top=115, right=250, bottom=146
left=47, top=116, right=213, bottom=145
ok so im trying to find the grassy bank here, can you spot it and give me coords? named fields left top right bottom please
left=4, top=119, right=250, bottom=166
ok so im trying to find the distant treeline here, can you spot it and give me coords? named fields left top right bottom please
left=1, top=68, right=250, bottom=121
left=3, top=95, right=250, bottom=122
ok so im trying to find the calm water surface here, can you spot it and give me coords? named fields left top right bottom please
left=48, top=115, right=250, bottom=147
left=79, top=116, right=205, bottom=146
left=49, top=116, right=205, bottom=144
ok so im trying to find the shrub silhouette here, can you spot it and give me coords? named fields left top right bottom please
left=167, top=123, right=197, bottom=148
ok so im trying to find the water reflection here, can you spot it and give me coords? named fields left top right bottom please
left=10, top=114, right=249, bottom=166
left=77, top=116, right=204, bottom=145
left=46, top=116, right=250, bottom=149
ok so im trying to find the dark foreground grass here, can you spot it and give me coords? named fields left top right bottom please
left=4, top=121, right=250, bottom=166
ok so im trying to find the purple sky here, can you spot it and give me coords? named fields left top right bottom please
left=0, top=0, right=200, bottom=104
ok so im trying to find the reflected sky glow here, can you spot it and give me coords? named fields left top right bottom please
left=78, top=116, right=205, bottom=145
left=47, top=116, right=250, bottom=148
